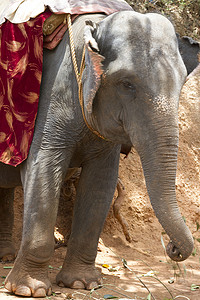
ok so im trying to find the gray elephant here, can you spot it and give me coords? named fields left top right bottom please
left=0, top=10, right=194, bottom=297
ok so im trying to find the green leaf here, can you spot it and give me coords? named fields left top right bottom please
left=196, top=238, right=200, bottom=243
left=160, top=234, right=166, bottom=250
left=103, top=294, right=118, bottom=299
left=3, top=266, right=13, bottom=269
left=183, top=264, right=187, bottom=276
left=196, top=221, right=200, bottom=231
left=182, top=216, right=186, bottom=223
left=108, top=266, right=120, bottom=272
left=146, top=294, right=151, bottom=300
left=192, top=248, right=197, bottom=256
left=122, top=258, right=128, bottom=268
left=48, top=265, right=54, bottom=269
left=1, top=276, right=6, bottom=279
left=191, top=284, right=200, bottom=291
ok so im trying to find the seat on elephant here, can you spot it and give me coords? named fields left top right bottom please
left=0, top=0, right=132, bottom=167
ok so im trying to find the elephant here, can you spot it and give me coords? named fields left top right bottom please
left=0, top=10, right=194, bottom=297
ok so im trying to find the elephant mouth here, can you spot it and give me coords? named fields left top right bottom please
left=120, top=144, right=132, bottom=157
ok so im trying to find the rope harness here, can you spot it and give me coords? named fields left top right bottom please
left=67, top=14, right=107, bottom=141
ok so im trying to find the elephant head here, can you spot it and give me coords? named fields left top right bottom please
left=82, top=11, right=194, bottom=261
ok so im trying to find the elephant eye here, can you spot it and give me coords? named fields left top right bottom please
left=122, top=81, right=135, bottom=90
left=117, top=80, right=136, bottom=94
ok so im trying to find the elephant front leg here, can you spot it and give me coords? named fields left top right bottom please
left=0, top=188, right=15, bottom=262
left=56, top=148, right=120, bottom=289
left=5, top=153, right=66, bottom=297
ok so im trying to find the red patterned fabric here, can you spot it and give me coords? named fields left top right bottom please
left=0, top=11, right=51, bottom=166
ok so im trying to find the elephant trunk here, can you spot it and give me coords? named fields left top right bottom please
left=134, top=125, right=193, bottom=261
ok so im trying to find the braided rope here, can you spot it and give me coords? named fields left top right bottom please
left=67, top=14, right=80, bottom=84
left=67, top=14, right=107, bottom=141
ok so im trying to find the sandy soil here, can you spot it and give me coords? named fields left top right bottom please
left=0, top=73, right=200, bottom=300
left=1, top=0, right=200, bottom=299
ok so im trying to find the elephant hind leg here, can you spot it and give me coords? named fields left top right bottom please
left=0, top=187, right=16, bottom=262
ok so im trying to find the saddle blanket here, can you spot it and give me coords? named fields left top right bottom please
left=0, top=0, right=132, bottom=166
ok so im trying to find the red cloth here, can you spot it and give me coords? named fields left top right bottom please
left=0, top=11, right=51, bottom=166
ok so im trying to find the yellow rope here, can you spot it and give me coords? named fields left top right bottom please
left=67, top=14, right=80, bottom=84
left=67, top=14, right=107, bottom=141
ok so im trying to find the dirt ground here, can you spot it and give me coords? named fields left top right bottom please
left=128, top=0, right=200, bottom=41
left=0, top=1, right=200, bottom=297
left=0, top=69, right=200, bottom=300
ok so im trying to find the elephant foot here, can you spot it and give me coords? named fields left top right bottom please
left=5, top=261, right=52, bottom=297
left=56, top=263, right=103, bottom=290
left=0, top=242, right=15, bottom=262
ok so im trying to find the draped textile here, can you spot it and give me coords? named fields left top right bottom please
left=0, top=0, right=132, bottom=24
left=0, top=11, right=51, bottom=166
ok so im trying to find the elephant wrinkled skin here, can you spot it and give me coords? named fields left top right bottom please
left=0, top=11, right=194, bottom=297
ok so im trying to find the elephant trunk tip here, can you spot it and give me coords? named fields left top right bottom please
left=166, top=240, right=194, bottom=262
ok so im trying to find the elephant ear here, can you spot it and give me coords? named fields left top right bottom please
left=176, top=33, right=200, bottom=74
left=83, top=20, right=105, bottom=114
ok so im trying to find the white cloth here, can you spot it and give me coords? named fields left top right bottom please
left=0, top=0, right=132, bottom=25
left=0, top=0, right=70, bottom=24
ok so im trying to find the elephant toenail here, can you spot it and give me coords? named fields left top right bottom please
left=33, top=288, right=46, bottom=297
left=71, top=280, right=85, bottom=289
left=87, top=281, right=99, bottom=290
left=58, top=281, right=65, bottom=287
left=47, top=287, right=52, bottom=296
left=4, top=281, right=12, bottom=292
left=15, top=286, right=31, bottom=297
